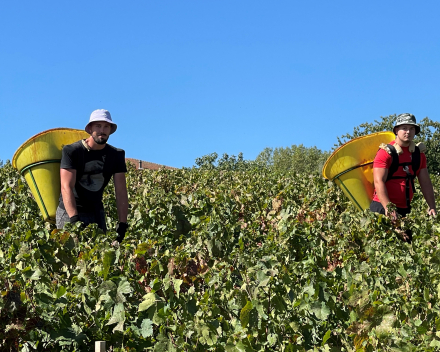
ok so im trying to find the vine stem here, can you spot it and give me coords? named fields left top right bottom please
left=266, top=280, right=272, bottom=335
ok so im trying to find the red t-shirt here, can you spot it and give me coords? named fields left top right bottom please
left=372, top=140, right=427, bottom=208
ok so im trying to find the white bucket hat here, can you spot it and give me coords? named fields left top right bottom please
left=85, top=109, right=117, bottom=134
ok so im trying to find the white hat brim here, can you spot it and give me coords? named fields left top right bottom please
left=85, top=121, right=117, bottom=135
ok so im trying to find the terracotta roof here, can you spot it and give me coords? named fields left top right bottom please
left=125, top=158, right=177, bottom=170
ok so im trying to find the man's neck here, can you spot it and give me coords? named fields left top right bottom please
left=395, top=137, right=411, bottom=148
left=85, top=136, right=106, bottom=150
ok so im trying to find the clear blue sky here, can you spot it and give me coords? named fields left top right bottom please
left=2, top=1, right=440, bottom=168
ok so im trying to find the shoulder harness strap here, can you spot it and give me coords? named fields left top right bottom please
left=382, top=144, right=399, bottom=181
left=76, top=139, right=90, bottom=180
left=412, top=145, right=421, bottom=175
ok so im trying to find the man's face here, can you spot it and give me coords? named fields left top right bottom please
left=396, top=124, right=416, bottom=143
left=90, top=122, right=112, bottom=145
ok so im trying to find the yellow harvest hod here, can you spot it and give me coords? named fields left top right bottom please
left=322, top=131, right=396, bottom=211
left=12, top=128, right=89, bottom=223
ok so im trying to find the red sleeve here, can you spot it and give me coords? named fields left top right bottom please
left=416, top=153, right=427, bottom=175
left=373, top=148, right=392, bottom=169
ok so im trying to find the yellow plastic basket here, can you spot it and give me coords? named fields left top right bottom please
left=322, top=131, right=395, bottom=211
left=12, top=128, right=89, bottom=222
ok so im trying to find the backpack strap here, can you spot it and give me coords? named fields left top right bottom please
left=411, top=146, right=421, bottom=176
left=76, top=139, right=89, bottom=181
left=384, top=144, right=399, bottom=181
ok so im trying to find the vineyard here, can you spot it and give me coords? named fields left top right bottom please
left=2, top=159, right=440, bottom=351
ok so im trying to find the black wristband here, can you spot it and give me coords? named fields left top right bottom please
left=69, top=215, right=80, bottom=224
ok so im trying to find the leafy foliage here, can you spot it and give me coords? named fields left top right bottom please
left=195, top=152, right=262, bottom=171
left=255, top=145, right=330, bottom=175
left=1, top=158, right=440, bottom=351
left=337, top=114, right=440, bottom=174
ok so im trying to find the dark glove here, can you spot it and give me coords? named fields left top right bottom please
left=115, top=222, right=129, bottom=243
left=69, top=215, right=80, bottom=224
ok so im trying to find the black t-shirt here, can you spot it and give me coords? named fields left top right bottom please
left=58, top=140, right=127, bottom=212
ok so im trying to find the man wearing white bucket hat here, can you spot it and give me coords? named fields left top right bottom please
left=56, top=109, right=129, bottom=245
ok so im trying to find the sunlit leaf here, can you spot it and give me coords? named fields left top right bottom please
left=240, top=301, right=253, bottom=328
left=102, top=250, right=116, bottom=280
left=139, top=293, right=157, bottom=312
left=141, top=319, right=153, bottom=338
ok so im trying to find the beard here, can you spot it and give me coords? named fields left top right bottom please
left=92, top=134, right=108, bottom=145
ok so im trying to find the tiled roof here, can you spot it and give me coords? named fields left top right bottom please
left=125, top=158, right=177, bottom=170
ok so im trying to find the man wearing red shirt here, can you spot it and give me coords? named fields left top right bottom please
left=370, top=114, right=436, bottom=225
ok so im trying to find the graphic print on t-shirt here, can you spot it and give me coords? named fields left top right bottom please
left=79, top=160, right=105, bottom=192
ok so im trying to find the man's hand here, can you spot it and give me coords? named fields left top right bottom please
left=114, top=222, right=129, bottom=244
left=386, top=209, right=398, bottom=221
left=385, top=202, right=398, bottom=221
left=428, top=208, right=437, bottom=216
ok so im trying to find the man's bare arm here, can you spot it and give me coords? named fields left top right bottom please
left=114, top=172, right=128, bottom=223
left=60, top=168, right=78, bottom=217
left=373, top=167, right=397, bottom=218
left=417, top=168, right=437, bottom=215
left=373, top=167, right=390, bottom=207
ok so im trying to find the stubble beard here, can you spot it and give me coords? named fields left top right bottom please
left=93, top=134, right=108, bottom=145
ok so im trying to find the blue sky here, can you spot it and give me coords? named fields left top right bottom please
left=1, top=1, right=440, bottom=168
